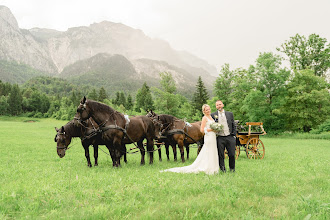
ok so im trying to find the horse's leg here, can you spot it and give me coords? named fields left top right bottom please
left=177, top=138, right=185, bottom=162
left=83, top=142, right=92, bottom=167
left=93, top=144, right=98, bottom=166
left=124, top=145, right=127, bottom=163
left=172, top=143, right=177, bottom=161
left=138, top=140, right=145, bottom=165
left=122, top=144, right=127, bottom=163
left=185, top=144, right=190, bottom=160
left=165, top=142, right=170, bottom=161
left=147, top=138, right=154, bottom=164
left=157, top=143, right=162, bottom=161
left=106, top=144, right=116, bottom=167
left=114, top=137, right=124, bottom=167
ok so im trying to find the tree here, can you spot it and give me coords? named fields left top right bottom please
left=7, top=84, right=22, bottom=115
left=281, top=70, right=330, bottom=132
left=160, top=72, right=176, bottom=93
left=113, top=91, right=120, bottom=106
left=0, top=80, right=12, bottom=96
left=98, top=87, right=108, bottom=102
left=88, top=89, right=98, bottom=101
left=192, top=76, right=209, bottom=118
left=214, top=64, right=234, bottom=105
left=119, top=92, right=126, bottom=107
left=226, top=67, right=255, bottom=123
left=240, top=52, right=290, bottom=131
left=153, top=72, right=180, bottom=115
left=277, top=33, right=330, bottom=77
left=126, top=94, right=133, bottom=110
left=0, top=96, right=9, bottom=115
left=135, top=82, right=154, bottom=112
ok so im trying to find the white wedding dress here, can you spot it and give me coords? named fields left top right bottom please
left=161, top=118, right=219, bottom=175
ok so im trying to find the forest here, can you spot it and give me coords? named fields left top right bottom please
left=0, top=33, right=329, bottom=134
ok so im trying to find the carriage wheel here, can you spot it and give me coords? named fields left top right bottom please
left=245, top=138, right=265, bottom=159
left=225, top=146, right=240, bottom=159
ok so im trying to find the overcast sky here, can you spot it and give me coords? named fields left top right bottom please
left=1, top=0, right=329, bottom=72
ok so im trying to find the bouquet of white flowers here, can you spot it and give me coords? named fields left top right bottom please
left=210, top=122, right=223, bottom=132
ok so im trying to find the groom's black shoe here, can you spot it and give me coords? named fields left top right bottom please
left=220, top=166, right=226, bottom=173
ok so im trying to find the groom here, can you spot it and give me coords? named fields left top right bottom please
left=211, top=100, right=236, bottom=172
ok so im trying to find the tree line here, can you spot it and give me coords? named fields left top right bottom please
left=0, top=33, right=329, bottom=134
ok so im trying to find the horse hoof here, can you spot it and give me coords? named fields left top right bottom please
left=94, top=163, right=98, bottom=166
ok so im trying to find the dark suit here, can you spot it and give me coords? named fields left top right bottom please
left=211, top=110, right=236, bottom=172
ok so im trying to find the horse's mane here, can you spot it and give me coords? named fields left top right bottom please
left=88, top=100, right=115, bottom=114
left=61, top=120, right=81, bottom=137
left=158, top=114, right=179, bottom=124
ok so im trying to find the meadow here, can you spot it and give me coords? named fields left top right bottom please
left=0, top=117, right=329, bottom=219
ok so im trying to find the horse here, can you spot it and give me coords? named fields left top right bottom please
left=147, top=110, right=204, bottom=162
left=76, top=97, right=158, bottom=166
left=54, top=118, right=126, bottom=167
left=76, top=97, right=127, bottom=167
left=184, top=120, right=204, bottom=157
left=146, top=110, right=177, bottom=161
left=121, top=115, right=157, bottom=165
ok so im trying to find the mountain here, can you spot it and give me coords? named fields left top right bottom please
left=59, top=53, right=212, bottom=97
left=0, top=5, right=217, bottom=97
left=0, top=6, right=58, bottom=73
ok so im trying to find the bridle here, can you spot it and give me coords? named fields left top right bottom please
left=56, top=131, right=68, bottom=150
left=55, top=131, right=74, bottom=151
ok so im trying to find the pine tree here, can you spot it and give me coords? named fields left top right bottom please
left=8, top=84, right=22, bottom=115
left=126, top=94, right=134, bottom=110
left=135, top=82, right=154, bottom=112
left=192, top=76, right=209, bottom=116
left=113, top=91, right=120, bottom=106
left=88, top=89, right=98, bottom=101
left=119, top=92, right=126, bottom=107
left=98, top=87, right=108, bottom=102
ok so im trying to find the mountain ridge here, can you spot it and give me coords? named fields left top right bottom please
left=0, top=5, right=216, bottom=97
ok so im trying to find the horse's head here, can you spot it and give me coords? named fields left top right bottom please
left=76, top=96, right=90, bottom=121
left=150, top=115, right=164, bottom=140
left=54, top=126, right=72, bottom=158
left=146, top=110, right=157, bottom=118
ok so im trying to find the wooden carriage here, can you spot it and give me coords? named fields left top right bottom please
left=226, top=122, right=266, bottom=159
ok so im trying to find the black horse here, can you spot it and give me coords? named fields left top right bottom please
left=55, top=118, right=126, bottom=167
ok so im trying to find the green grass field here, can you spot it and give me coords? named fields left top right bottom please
left=0, top=117, right=329, bottom=219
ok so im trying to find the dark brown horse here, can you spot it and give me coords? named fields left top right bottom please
left=146, top=110, right=177, bottom=161
left=76, top=97, right=158, bottom=166
left=121, top=115, right=157, bottom=164
left=147, top=111, right=204, bottom=162
left=76, top=97, right=126, bottom=167
left=54, top=118, right=124, bottom=167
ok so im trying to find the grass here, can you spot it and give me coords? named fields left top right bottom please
left=0, top=117, right=329, bottom=219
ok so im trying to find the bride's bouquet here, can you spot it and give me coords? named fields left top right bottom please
left=210, top=122, right=224, bottom=132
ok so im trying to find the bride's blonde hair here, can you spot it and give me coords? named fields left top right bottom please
left=202, top=104, right=210, bottom=114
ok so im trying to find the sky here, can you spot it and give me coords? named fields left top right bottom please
left=1, top=0, right=330, bottom=72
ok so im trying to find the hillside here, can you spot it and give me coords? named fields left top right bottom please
left=59, top=54, right=214, bottom=98
left=0, top=60, right=49, bottom=84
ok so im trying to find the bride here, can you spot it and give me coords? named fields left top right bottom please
left=161, top=104, right=219, bottom=175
